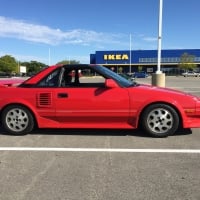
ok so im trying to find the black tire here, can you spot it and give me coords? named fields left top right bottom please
left=1, top=105, right=34, bottom=135
left=141, top=104, right=179, bottom=137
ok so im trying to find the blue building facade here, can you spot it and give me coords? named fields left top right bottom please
left=90, top=49, right=200, bottom=74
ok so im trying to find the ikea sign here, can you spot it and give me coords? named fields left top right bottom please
left=103, top=54, right=129, bottom=61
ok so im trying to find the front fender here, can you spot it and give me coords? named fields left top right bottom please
left=130, top=96, right=192, bottom=128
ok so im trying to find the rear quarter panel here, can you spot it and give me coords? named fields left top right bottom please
left=0, top=87, right=57, bottom=127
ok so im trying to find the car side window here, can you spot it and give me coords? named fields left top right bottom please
left=37, top=68, right=61, bottom=87
left=61, top=70, right=73, bottom=87
left=61, top=67, right=105, bottom=88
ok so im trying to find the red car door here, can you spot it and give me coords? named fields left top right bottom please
left=55, top=87, right=130, bottom=128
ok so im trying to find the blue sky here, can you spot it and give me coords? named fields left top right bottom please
left=0, top=0, right=200, bottom=65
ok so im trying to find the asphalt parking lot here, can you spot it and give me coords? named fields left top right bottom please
left=0, top=76, right=200, bottom=200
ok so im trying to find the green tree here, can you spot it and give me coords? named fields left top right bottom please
left=178, top=53, right=197, bottom=71
left=56, top=60, right=80, bottom=65
left=21, top=61, right=47, bottom=75
left=0, top=55, right=18, bottom=73
left=118, top=67, right=123, bottom=73
left=138, top=65, right=143, bottom=72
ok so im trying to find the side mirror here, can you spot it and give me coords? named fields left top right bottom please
left=105, top=79, right=119, bottom=88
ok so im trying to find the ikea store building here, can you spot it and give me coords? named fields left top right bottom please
left=90, top=49, right=200, bottom=75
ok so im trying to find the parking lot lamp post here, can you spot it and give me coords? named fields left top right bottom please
left=129, top=34, right=132, bottom=74
left=48, top=48, right=51, bottom=66
left=152, top=0, right=166, bottom=87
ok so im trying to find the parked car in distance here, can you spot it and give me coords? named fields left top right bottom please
left=133, top=71, right=148, bottom=78
left=0, top=72, right=12, bottom=78
left=182, top=71, right=200, bottom=77
left=118, top=73, right=135, bottom=81
left=0, top=77, right=25, bottom=87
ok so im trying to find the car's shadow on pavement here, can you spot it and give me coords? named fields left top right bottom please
left=0, top=126, right=192, bottom=138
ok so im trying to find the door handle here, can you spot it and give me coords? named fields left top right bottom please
left=58, top=93, right=68, bottom=98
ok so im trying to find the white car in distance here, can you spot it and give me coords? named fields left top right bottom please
left=182, top=71, right=200, bottom=77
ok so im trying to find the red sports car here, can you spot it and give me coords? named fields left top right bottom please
left=0, top=64, right=200, bottom=137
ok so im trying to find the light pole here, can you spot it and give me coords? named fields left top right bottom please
left=152, top=0, right=165, bottom=87
left=157, top=0, right=163, bottom=73
left=48, top=48, right=51, bottom=66
left=129, top=34, right=132, bottom=74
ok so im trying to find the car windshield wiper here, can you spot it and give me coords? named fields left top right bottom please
left=128, top=82, right=140, bottom=87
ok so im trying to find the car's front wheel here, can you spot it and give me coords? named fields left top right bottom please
left=1, top=105, right=34, bottom=135
left=141, top=104, right=179, bottom=137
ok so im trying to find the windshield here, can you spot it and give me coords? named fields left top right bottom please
left=95, top=65, right=137, bottom=87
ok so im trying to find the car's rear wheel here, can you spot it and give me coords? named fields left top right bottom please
left=141, top=104, right=179, bottom=137
left=1, top=105, right=34, bottom=135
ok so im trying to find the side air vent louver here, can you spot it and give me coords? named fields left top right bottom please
left=37, top=92, right=52, bottom=107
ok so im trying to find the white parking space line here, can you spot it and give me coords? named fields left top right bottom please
left=0, top=147, right=200, bottom=153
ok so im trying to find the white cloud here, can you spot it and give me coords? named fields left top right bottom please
left=143, top=36, right=157, bottom=42
left=0, top=16, right=123, bottom=46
